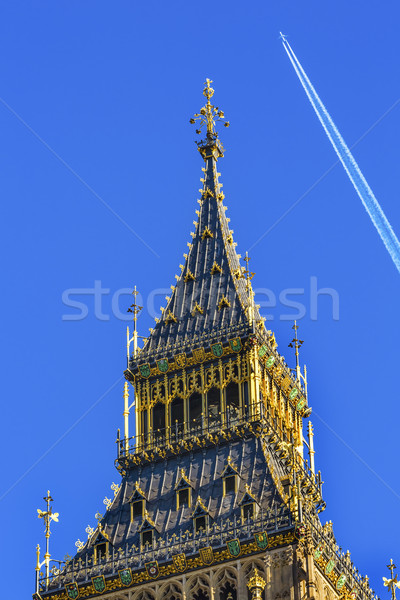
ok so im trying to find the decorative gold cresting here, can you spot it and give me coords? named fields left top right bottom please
left=189, top=78, right=230, bottom=138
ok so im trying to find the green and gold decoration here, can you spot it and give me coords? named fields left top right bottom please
left=258, top=345, right=268, bottom=358
left=265, top=355, right=275, bottom=368
left=254, top=531, right=268, bottom=550
left=325, top=559, right=335, bottom=575
left=66, top=583, right=79, bottom=599
left=212, top=342, right=223, bottom=357
left=139, top=363, right=151, bottom=379
left=296, top=398, right=306, bottom=411
left=336, top=574, right=346, bottom=591
left=314, top=543, right=324, bottom=560
left=118, top=568, right=133, bottom=587
left=157, top=358, right=169, bottom=373
left=226, top=538, right=241, bottom=557
left=230, top=337, right=242, bottom=352
left=91, top=576, right=106, bottom=594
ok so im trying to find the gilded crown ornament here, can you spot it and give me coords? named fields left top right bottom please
left=189, top=78, right=230, bottom=138
left=247, top=568, right=267, bottom=599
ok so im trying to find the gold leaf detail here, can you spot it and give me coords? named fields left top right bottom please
left=218, top=296, right=231, bottom=310
left=165, top=311, right=178, bottom=324
left=184, top=270, right=196, bottom=282
left=202, top=188, right=214, bottom=199
left=202, top=227, right=214, bottom=240
left=192, top=302, right=204, bottom=316
left=210, top=262, right=223, bottom=275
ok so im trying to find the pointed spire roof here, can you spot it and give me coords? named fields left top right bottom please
left=131, top=80, right=261, bottom=367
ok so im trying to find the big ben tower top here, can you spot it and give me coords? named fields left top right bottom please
left=34, top=81, right=381, bottom=600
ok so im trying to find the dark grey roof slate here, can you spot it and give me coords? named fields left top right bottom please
left=132, top=145, right=261, bottom=366
left=80, top=437, right=292, bottom=556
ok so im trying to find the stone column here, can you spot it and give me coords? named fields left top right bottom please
left=264, top=555, right=272, bottom=600
left=301, top=529, right=316, bottom=600
left=236, top=560, right=247, bottom=599
left=182, top=574, right=187, bottom=600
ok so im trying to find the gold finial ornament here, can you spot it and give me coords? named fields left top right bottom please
left=383, top=559, right=400, bottom=600
left=247, top=568, right=267, bottom=599
left=190, top=78, right=230, bottom=138
left=127, top=286, right=143, bottom=361
left=244, top=252, right=255, bottom=326
left=85, top=525, right=94, bottom=538
left=125, top=285, right=145, bottom=450
left=36, top=491, right=59, bottom=586
left=288, top=320, right=304, bottom=382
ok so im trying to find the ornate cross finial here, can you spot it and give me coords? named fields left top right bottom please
left=127, top=286, right=143, bottom=339
left=127, top=286, right=142, bottom=318
left=244, top=252, right=255, bottom=288
left=384, top=560, right=400, bottom=600
left=388, top=560, right=397, bottom=578
left=288, top=320, right=304, bottom=381
left=190, top=79, right=230, bottom=139
left=243, top=252, right=256, bottom=326
left=127, top=285, right=144, bottom=362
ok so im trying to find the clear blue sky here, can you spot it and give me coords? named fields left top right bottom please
left=1, top=2, right=400, bottom=597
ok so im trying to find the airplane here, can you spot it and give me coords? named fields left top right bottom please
left=279, top=31, right=288, bottom=42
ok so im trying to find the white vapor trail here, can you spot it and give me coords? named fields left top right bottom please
left=281, top=37, right=400, bottom=274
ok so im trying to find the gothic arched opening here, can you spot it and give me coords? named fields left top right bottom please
left=207, top=387, right=221, bottom=430
left=225, top=381, right=240, bottom=425
left=189, top=392, right=202, bottom=434
left=152, top=402, right=166, bottom=446
left=220, top=581, right=237, bottom=600
left=170, top=397, right=184, bottom=441
left=193, top=591, right=209, bottom=600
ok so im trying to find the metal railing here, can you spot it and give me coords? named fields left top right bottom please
left=38, top=510, right=293, bottom=593
left=117, top=402, right=322, bottom=504
left=118, top=404, right=250, bottom=458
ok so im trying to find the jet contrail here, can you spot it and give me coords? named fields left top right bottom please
left=280, top=33, right=400, bottom=274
